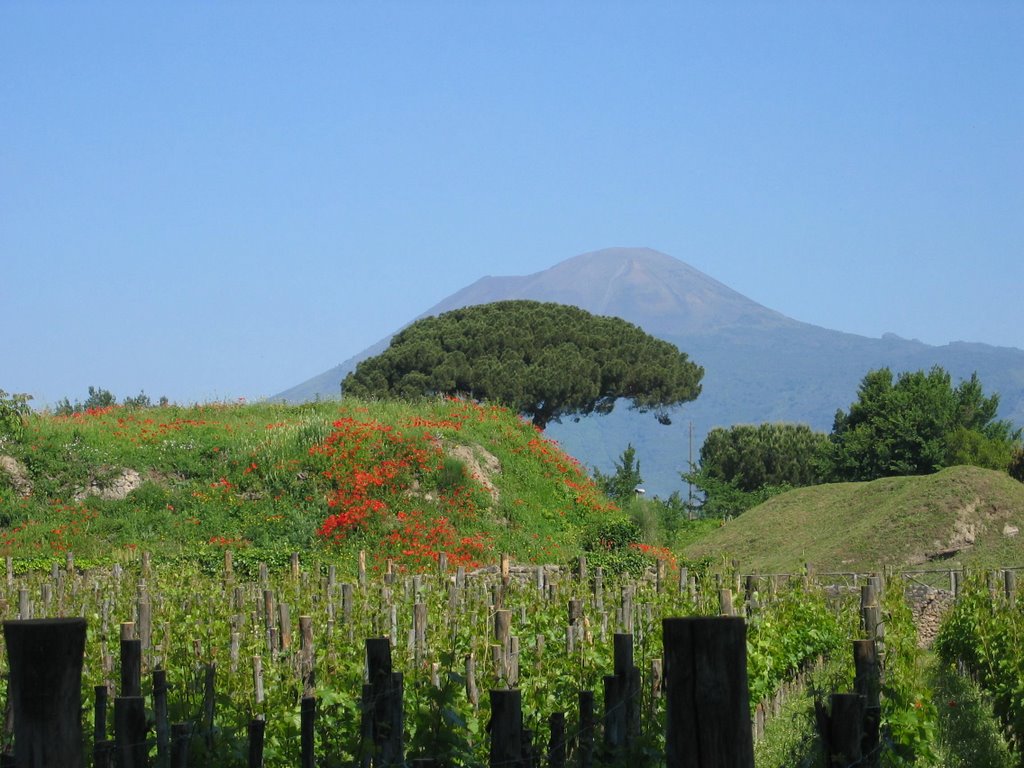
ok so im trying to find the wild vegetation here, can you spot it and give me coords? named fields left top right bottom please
left=684, top=366, right=1023, bottom=520
left=0, top=395, right=710, bottom=576
left=935, top=572, right=1024, bottom=754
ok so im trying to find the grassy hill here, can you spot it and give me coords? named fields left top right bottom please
left=6, top=397, right=1023, bottom=577
left=684, top=465, right=1024, bottom=573
left=0, top=398, right=622, bottom=573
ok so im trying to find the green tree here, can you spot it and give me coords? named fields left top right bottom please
left=55, top=386, right=118, bottom=415
left=1010, top=447, right=1024, bottom=484
left=592, top=443, right=644, bottom=502
left=0, top=390, right=32, bottom=442
left=682, top=422, right=829, bottom=517
left=826, top=367, right=1020, bottom=481
left=84, top=386, right=116, bottom=410
left=342, top=301, right=703, bottom=429
left=694, top=423, right=829, bottom=493
left=681, top=471, right=790, bottom=518
left=122, top=391, right=152, bottom=409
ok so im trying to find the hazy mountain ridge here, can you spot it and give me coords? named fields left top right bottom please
left=275, top=248, right=1024, bottom=496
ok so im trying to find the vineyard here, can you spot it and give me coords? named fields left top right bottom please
left=0, top=549, right=968, bottom=767
left=936, top=571, right=1024, bottom=760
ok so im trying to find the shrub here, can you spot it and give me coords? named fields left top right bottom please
left=0, top=390, right=32, bottom=442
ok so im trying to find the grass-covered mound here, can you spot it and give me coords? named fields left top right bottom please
left=684, top=465, right=1024, bottom=573
left=0, top=397, right=619, bottom=571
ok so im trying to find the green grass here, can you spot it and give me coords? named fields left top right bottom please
left=0, top=397, right=632, bottom=572
left=927, top=657, right=1017, bottom=768
left=753, top=656, right=1018, bottom=768
left=684, top=466, right=1024, bottom=573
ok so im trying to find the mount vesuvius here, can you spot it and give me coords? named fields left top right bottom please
left=275, top=248, right=1024, bottom=496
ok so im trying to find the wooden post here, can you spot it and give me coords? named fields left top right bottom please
left=153, top=668, right=170, bottom=768
left=92, top=740, right=114, bottom=768
left=614, top=633, right=640, bottom=743
left=342, top=583, right=355, bottom=625
left=465, top=653, right=479, bottom=709
left=663, top=617, right=754, bottom=767
left=94, top=684, right=108, bottom=744
left=366, top=638, right=404, bottom=766
left=359, top=684, right=374, bottom=768
left=494, top=610, right=511, bottom=650
left=568, top=599, right=583, bottom=628
left=719, top=588, right=735, bottom=617
left=621, top=584, right=635, bottom=633
left=603, top=675, right=624, bottom=751
left=413, top=602, right=427, bottom=667
left=860, top=584, right=882, bottom=642
left=853, top=640, right=881, bottom=766
left=253, top=656, right=265, bottom=707
left=263, top=590, right=275, bottom=652
left=200, top=663, right=216, bottom=749
left=247, top=718, right=266, bottom=768
left=578, top=690, right=594, bottom=768
left=1004, top=569, right=1017, bottom=603
left=548, top=711, right=566, bottom=768
left=300, top=616, right=315, bottom=696
left=137, top=596, right=152, bottom=653
left=745, top=575, right=758, bottom=613
left=818, top=693, right=864, bottom=768
left=489, top=689, right=522, bottom=768
left=300, top=696, right=315, bottom=768
left=114, top=696, right=147, bottom=768
left=120, top=633, right=142, bottom=698
left=170, top=723, right=190, bottom=768
left=278, top=603, right=292, bottom=651
left=3, top=618, right=87, bottom=768
left=853, top=641, right=880, bottom=707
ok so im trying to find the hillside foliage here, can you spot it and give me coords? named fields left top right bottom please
left=827, top=367, right=1019, bottom=481
left=0, top=397, right=642, bottom=571
left=686, top=366, right=1022, bottom=518
left=342, top=300, right=704, bottom=429
left=591, top=443, right=643, bottom=502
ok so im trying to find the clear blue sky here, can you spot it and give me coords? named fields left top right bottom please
left=2, top=2, right=1021, bottom=407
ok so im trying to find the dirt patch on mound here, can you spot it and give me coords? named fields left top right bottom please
left=75, top=468, right=144, bottom=501
left=447, top=443, right=501, bottom=503
left=0, top=455, right=32, bottom=497
left=924, top=497, right=980, bottom=562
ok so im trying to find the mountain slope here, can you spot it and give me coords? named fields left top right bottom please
left=275, top=247, right=1024, bottom=496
